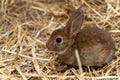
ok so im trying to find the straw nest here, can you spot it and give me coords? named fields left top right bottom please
left=0, top=0, right=120, bottom=80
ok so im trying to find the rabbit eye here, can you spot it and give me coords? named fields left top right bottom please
left=56, top=37, right=62, bottom=43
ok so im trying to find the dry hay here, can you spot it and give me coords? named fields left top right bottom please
left=0, top=0, right=120, bottom=80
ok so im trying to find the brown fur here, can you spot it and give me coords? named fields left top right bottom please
left=46, top=8, right=116, bottom=67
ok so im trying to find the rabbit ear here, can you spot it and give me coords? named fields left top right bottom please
left=66, top=8, right=82, bottom=27
left=65, top=8, right=84, bottom=38
left=70, top=14, right=84, bottom=37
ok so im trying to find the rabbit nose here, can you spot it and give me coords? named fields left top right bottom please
left=46, top=41, right=51, bottom=50
left=46, top=44, right=53, bottom=51
left=46, top=42, right=49, bottom=49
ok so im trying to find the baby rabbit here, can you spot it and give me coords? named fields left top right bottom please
left=46, top=8, right=116, bottom=67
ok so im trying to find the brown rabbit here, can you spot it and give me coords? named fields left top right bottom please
left=46, top=8, right=116, bottom=67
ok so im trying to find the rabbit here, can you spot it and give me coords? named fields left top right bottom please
left=46, top=8, right=116, bottom=67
